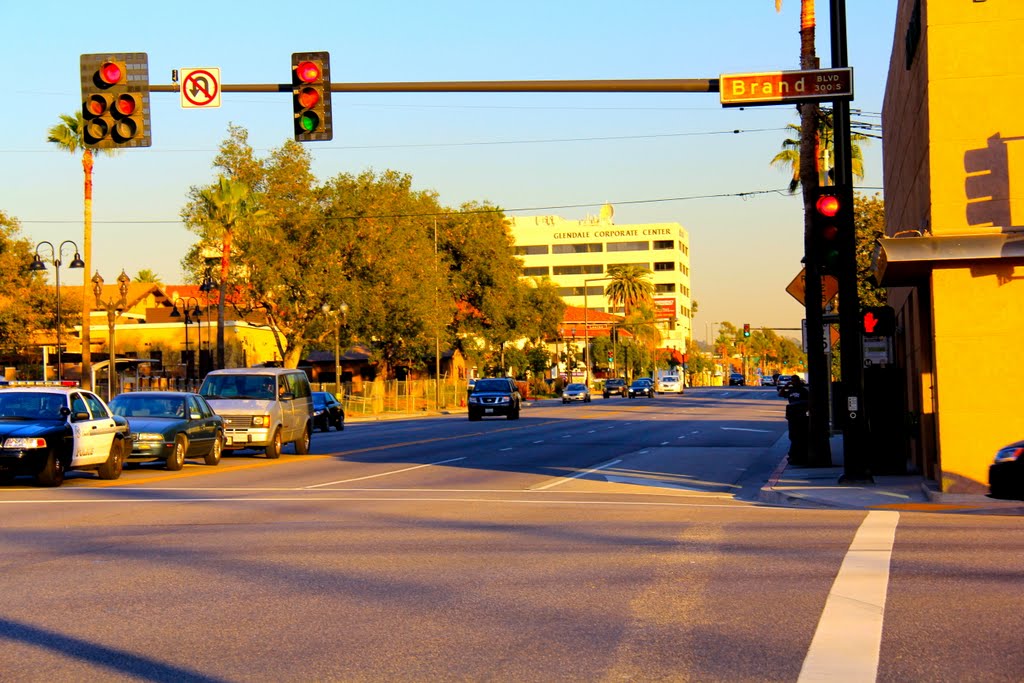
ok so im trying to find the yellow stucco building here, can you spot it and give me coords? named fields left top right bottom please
left=877, top=0, right=1024, bottom=491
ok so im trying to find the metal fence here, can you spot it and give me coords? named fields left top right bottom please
left=314, top=379, right=469, bottom=417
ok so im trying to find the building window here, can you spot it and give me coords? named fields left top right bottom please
left=514, top=245, right=549, bottom=255
left=607, top=262, right=650, bottom=270
left=522, top=266, right=549, bottom=277
left=557, top=285, right=606, bottom=297
left=655, top=283, right=676, bottom=293
left=653, top=240, right=674, bottom=250
left=552, top=243, right=603, bottom=254
left=653, top=261, right=675, bottom=272
left=607, top=241, right=649, bottom=252
left=553, top=264, right=603, bottom=276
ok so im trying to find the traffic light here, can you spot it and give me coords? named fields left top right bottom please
left=861, top=306, right=896, bottom=336
left=743, top=323, right=750, bottom=338
left=607, top=352, right=614, bottom=363
left=292, top=52, right=332, bottom=141
left=809, top=185, right=851, bottom=275
left=80, top=53, right=151, bottom=148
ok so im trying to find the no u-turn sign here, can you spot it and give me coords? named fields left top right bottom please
left=180, top=67, right=221, bottom=108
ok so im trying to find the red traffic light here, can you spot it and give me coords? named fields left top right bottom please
left=295, top=61, right=321, bottom=84
left=115, top=93, right=138, bottom=116
left=99, top=61, right=123, bottom=85
left=815, top=194, right=841, bottom=217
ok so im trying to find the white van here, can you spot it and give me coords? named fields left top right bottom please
left=199, top=368, right=314, bottom=458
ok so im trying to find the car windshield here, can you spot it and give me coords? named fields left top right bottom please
left=313, top=393, right=328, bottom=408
left=0, top=392, right=66, bottom=420
left=110, top=395, right=186, bottom=418
left=630, top=380, right=647, bottom=387
left=200, top=375, right=276, bottom=400
left=474, top=379, right=510, bottom=393
left=566, top=384, right=586, bottom=391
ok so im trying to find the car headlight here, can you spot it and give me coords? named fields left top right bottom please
left=994, top=445, right=1023, bottom=463
left=135, top=433, right=164, bottom=443
left=3, top=437, right=46, bottom=449
left=252, top=415, right=270, bottom=427
left=468, top=396, right=480, bottom=404
left=314, top=409, right=325, bottom=416
left=496, top=396, right=509, bottom=404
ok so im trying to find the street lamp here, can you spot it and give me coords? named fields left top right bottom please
left=29, top=241, right=84, bottom=381
left=199, top=271, right=216, bottom=375
left=321, top=302, right=348, bottom=395
left=170, top=296, right=203, bottom=382
left=92, top=270, right=131, bottom=401
left=583, top=276, right=615, bottom=386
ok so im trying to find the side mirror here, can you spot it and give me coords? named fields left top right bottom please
left=280, top=392, right=295, bottom=401
left=190, top=412, right=201, bottom=420
left=73, top=411, right=91, bottom=422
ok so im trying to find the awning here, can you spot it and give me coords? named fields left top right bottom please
left=873, top=232, right=1024, bottom=286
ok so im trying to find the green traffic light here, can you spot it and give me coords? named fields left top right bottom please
left=299, top=113, right=319, bottom=132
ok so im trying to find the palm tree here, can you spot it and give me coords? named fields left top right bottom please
left=134, top=269, right=162, bottom=284
left=47, top=112, right=118, bottom=390
left=197, top=176, right=255, bottom=369
left=605, top=264, right=654, bottom=316
left=770, top=113, right=868, bottom=192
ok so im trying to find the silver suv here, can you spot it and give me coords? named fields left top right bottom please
left=199, top=368, right=313, bottom=458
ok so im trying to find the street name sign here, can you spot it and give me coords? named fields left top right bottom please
left=720, top=67, right=853, bottom=107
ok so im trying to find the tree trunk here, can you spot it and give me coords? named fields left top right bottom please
left=217, top=229, right=232, bottom=369
left=81, top=150, right=93, bottom=390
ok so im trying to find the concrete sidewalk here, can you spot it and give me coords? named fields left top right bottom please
left=758, top=435, right=1024, bottom=513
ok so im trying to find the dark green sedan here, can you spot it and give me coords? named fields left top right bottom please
left=109, top=392, right=224, bottom=470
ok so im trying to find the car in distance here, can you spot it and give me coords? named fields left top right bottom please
left=627, top=379, right=655, bottom=399
left=989, top=440, right=1024, bottom=500
left=108, top=392, right=224, bottom=470
left=760, top=375, right=776, bottom=386
left=562, top=383, right=591, bottom=404
left=467, top=377, right=522, bottom=421
left=776, top=375, right=793, bottom=395
left=312, top=391, right=345, bottom=432
left=0, top=387, right=129, bottom=486
left=602, top=378, right=628, bottom=399
left=656, top=373, right=684, bottom=394
left=728, top=373, right=745, bottom=386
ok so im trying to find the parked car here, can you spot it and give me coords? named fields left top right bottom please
left=0, top=387, right=130, bottom=486
left=312, top=391, right=345, bottom=432
left=109, top=391, right=224, bottom=470
left=728, top=373, right=745, bottom=386
left=627, top=379, right=655, bottom=398
left=989, top=440, right=1024, bottom=500
left=199, top=368, right=314, bottom=459
left=562, top=383, right=591, bottom=404
left=602, top=378, right=628, bottom=399
left=776, top=375, right=793, bottom=395
left=760, top=375, right=776, bottom=386
left=467, top=377, right=522, bottom=421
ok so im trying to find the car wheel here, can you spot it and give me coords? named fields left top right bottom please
left=468, top=411, right=481, bottom=422
left=335, top=416, right=344, bottom=431
left=265, top=428, right=282, bottom=459
left=294, top=424, right=311, bottom=455
left=97, top=439, right=125, bottom=480
left=205, top=432, right=223, bottom=466
left=562, top=398, right=568, bottom=404
left=585, top=396, right=591, bottom=403
left=167, top=435, right=187, bottom=471
left=36, top=450, right=64, bottom=487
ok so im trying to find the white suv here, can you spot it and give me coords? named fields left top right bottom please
left=199, top=368, right=314, bottom=459
left=656, top=374, right=684, bottom=394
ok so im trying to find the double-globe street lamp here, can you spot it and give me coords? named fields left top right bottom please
left=91, top=270, right=131, bottom=401
left=29, top=241, right=85, bottom=382
left=583, top=276, right=615, bottom=386
left=170, top=296, right=203, bottom=383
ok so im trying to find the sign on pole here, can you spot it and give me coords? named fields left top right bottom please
left=719, top=67, right=853, bottom=107
left=180, top=67, right=221, bottom=108
left=785, top=268, right=839, bottom=309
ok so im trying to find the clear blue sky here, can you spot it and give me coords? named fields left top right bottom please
left=4, top=1, right=896, bottom=340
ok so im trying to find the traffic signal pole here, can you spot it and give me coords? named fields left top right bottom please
left=829, top=0, right=871, bottom=482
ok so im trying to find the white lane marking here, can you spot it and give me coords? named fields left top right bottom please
left=531, top=458, right=623, bottom=491
left=677, top=436, right=686, bottom=440
left=304, top=457, right=466, bottom=488
left=660, top=441, right=669, bottom=446
left=798, top=510, right=899, bottom=683
left=533, top=440, right=545, bottom=444
left=721, top=427, right=773, bottom=433
left=562, top=434, right=573, bottom=439
left=499, top=447, right=513, bottom=452
left=588, top=430, right=597, bottom=434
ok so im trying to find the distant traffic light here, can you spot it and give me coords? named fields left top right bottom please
left=607, top=353, right=614, bottom=363
left=80, top=53, right=151, bottom=148
left=292, top=52, right=332, bottom=141
left=743, top=323, right=750, bottom=337
left=861, top=306, right=896, bottom=336
left=809, top=185, right=851, bottom=275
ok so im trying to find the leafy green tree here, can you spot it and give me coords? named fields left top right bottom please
left=855, top=192, right=887, bottom=307
left=134, top=269, right=162, bottom=284
left=0, top=212, right=58, bottom=353
left=605, top=264, right=654, bottom=315
left=47, top=112, right=119, bottom=389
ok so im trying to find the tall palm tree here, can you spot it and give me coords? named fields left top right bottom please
left=134, top=268, right=162, bottom=284
left=47, top=112, right=118, bottom=390
left=197, top=176, right=255, bottom=369
left=605, top=264, right=654, bottom=316
left=770, top=113, right=868, bottom=192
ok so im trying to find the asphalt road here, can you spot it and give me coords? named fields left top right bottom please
left=0, top=387, right=1021, bottom=682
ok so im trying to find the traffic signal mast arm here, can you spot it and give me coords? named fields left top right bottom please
left=148, top=77, right=721, bottom=94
